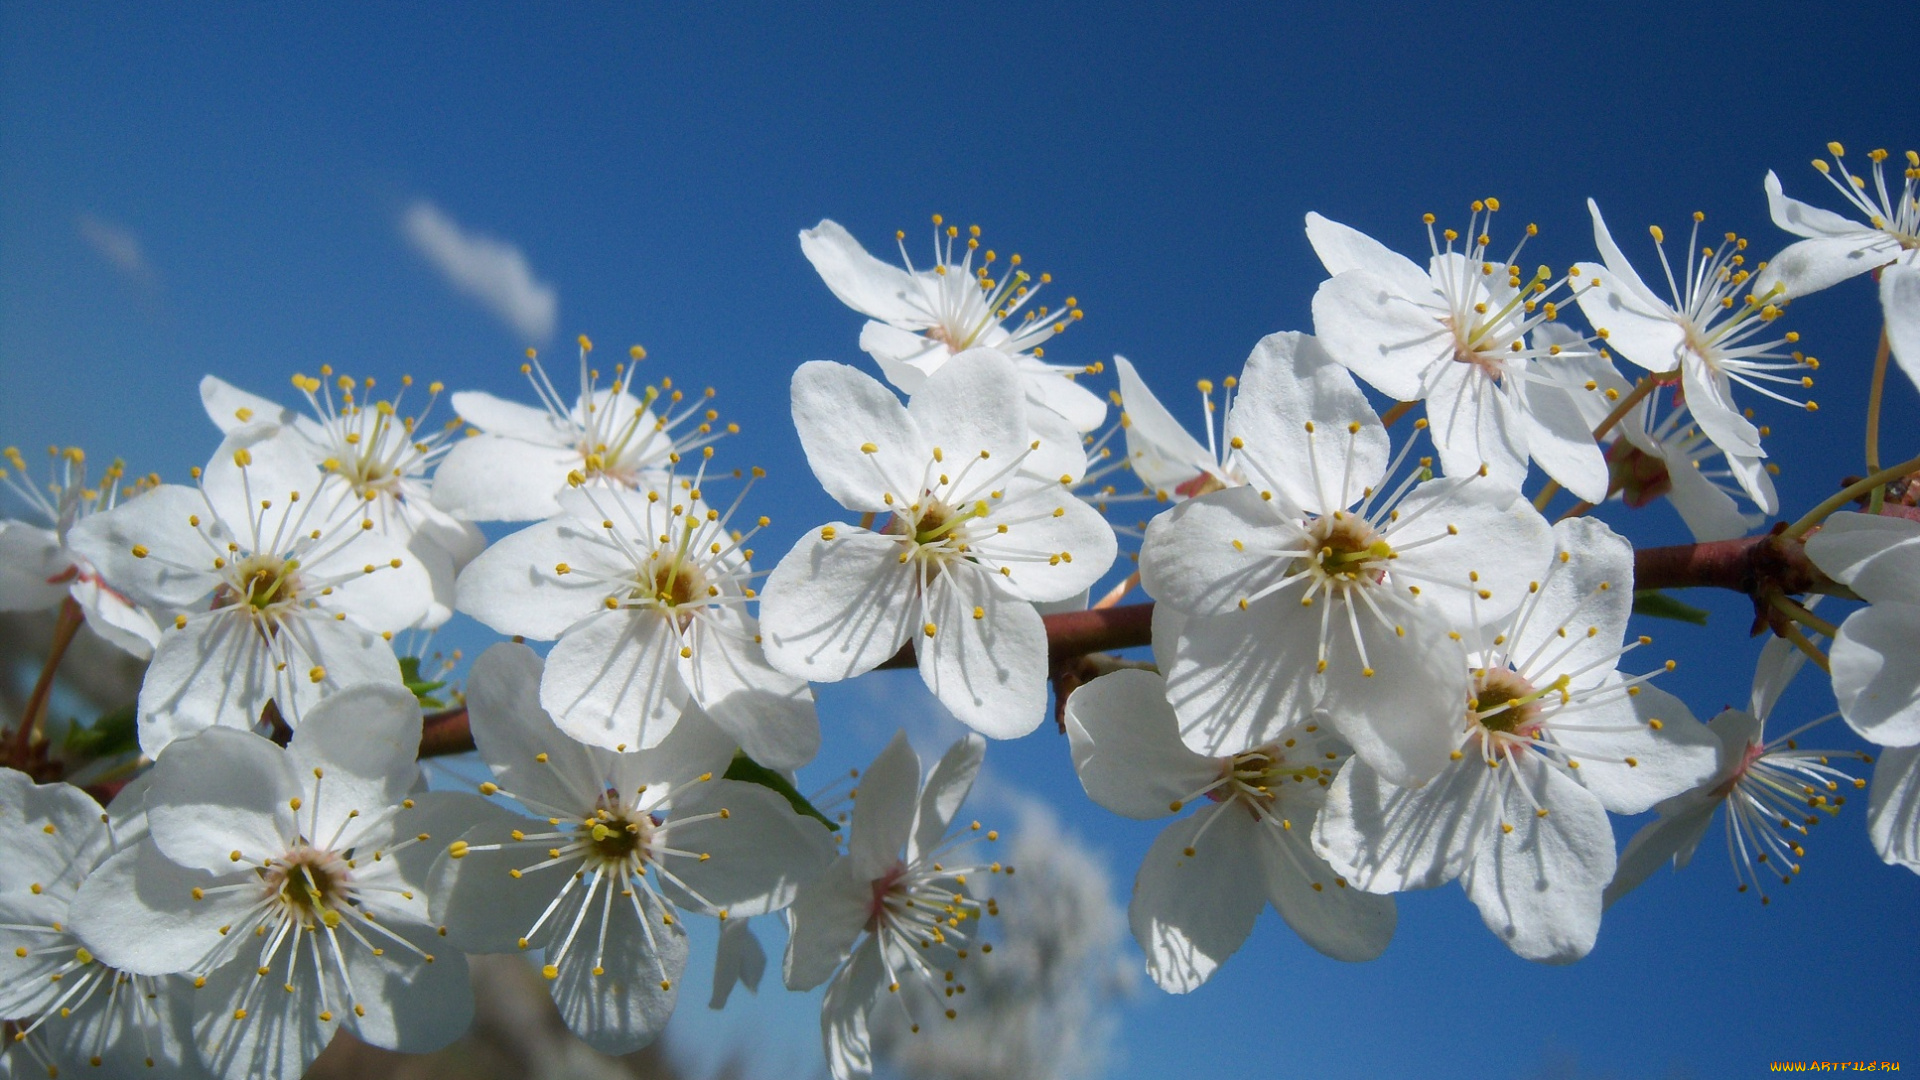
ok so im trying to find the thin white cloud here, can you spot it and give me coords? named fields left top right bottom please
left=76, top=213, right=154, bottom=286
left=401, top=200, right=557, bottom=342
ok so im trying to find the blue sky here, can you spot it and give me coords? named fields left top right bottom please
left=4, top=4, right=1918, bottom=1077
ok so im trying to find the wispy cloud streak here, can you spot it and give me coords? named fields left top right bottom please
left=76, top=213, right=155, bottom=287
left=401, top=200, right=557, bottom=342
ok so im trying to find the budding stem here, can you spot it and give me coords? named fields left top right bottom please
left=12, top=596, right=84, bottom=760
left=1865, top=324, right=1892, bottom=516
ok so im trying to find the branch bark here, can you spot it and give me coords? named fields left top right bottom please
left=411, top=531, right=1843, bottom=758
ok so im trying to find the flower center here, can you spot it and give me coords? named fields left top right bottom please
left=1471, top=667, right=1544, bottom=736
left=582, top=809, right=649, bottom=870
left=265, top=846, right=350, bottom=928
left=1605, top=441, right=1673, bottom=507
left=213, top=554, right=301, bottom=616
left=1297, top=514, right=1392, bottom=585
left=642, top=556, right=707, bottom=609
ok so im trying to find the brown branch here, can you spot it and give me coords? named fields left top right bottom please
left=413, top=532, right=1854, bottom=759
left=1631, top=527, right=1848, bottom=600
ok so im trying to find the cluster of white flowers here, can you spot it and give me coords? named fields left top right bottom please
left=2, top=143, right=1918, bottom=1079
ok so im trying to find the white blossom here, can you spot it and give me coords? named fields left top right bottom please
left=1867, top=746, right=1920, bottom=874
left=454, top=474, right=816, bottom=768
left=1573, top=199, right=1807, bottom=502
left=432, top=643, right=836, bottom=1055
left=0, top=445, right=167, bottom=659
left=1885, top=263, right=1920, bottom=397
left=1560, top=353, right=1771, bottom=541
left=1606, top=633, right=1872, bottom=908
left=432, top=338, right=731, bottom=522
left=760, top=352, right=1115, bottom=737
left=0, top=769, right=199, bottom=1078
left=200, top=370, right=483, bottom=627
left=1312, top=518, right=1716, bottom=962
left=1757, top=144, right=1920, bottom=300
left=1805, top=511, right=1920, bottom=746
left=800, top=218, right=1107, bottom=434
left=1065, top=669, right=1393, bottom=992
left=68, top=685, right=476, bottom=1080
left=1306, top=205, right=1610, bottom=501
left=1140, top=331, right=1553, bottom=782
left=65, top=426, right=430, bottom=755
left=783, top=731, right=996, bottom=1080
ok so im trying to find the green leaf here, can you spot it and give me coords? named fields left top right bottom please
left=398, top=655, right=448, bottom=709
left=1632, top=589, right=1709, bottom=626
left=722, top=752, right=839, bottom=831
left=63, top=702, right=139, bottom=759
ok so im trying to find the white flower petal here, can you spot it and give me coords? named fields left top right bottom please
left=784, top=855, right=872, bottom=992
left=800, top=220, right=926, bottom=326
left=918, top=565, right=1047, bottom=738
left=1424, top=355, right=1529, bottom=491
left=1514, top=369, right=1611, bottom=504
left=1227, top=331, right=1388, bottom=511
left=1460, top=753, right=1614, bottom=963
left=430, top=435, right=579, bottom=522
left=452, top=644, right=607, bottom=817
left=0, top=521, right=68, bottom=612
left=69, top=840, right=244, bottom=976
left=285, top=683, right=423, bottom=840
left=137, top=614, right=280, bottom=752
left=1319, top=614, right=1468, bottom=787
left=1680, top=356, right=1763, bottom=458
left=1805, top=511, right=1920, bottom=606
left=449, top=390, right=572, bottom=444
left=431, top=807, right=580, bottom=954
left=68, top=570, right=161, bottom=659
left=659, top=781, right=837, bottom=916
left=1065, top=668, right=1222, bottom=820
left=1515, top=517, right=1634, bottom=683
left=191, top=954, right=338, bottom=1080
left=1867, top=746, right=1920, bottom=872
left=1020, top=397, right=1093, bottom=485
left=1603, top=793, right=1718, bottom=909
left=857, top=320, right=941, bottom=394
left=552, top=887, right=688, bottom=1056
left=1313, top=752, right=1490, bottom=893
left=1583, top=200, right=1676, bottom=314
left=1831, top=602, right=1920, bottom=746
left=1161, top=600, right=1321, bottom=758
left=709, top=918, right=767, bottom=1009
left=684, top=612, right=819, bottom=770
left=1129, top=809, right=1265, bottom=994
left=1140, top=485, right=1295, bottom=617
left=1884, top=264, right=1920, bottom=395
left=542, top=611, right=690, bottom=752
left=908, top=734, right=985, bottom=866
left=849, top=731, right=918, bottom=882
left=1760, top=233, right=1903, bottom=300
left=147, top=727, right=299, bottom=872
left=454, top=516, right=623, bottom=637
left=1303, top=212, right=1434, bottom=297
left=760, top=527, right=916, bottom=683
left=198, top=424, right=322, bottom=538
left=791, top=362, right=924, bottom=514
left=200, top=374, right=297, bottom=433
left=1311, top=269, right=1446, bottom=401
left=1256, top=819, right=1395, bottom=962
left=1114, top=354, right=1217, bottom=493
left=65, top=485, right=221, bottom=610
left=1018, top=356, right=1108, bottom=433
left=906, top=348, right=1032, bottom=466
left=338, top=924, right=471, bottom=1054
left=1552, top=682, right=1718, bottom=816
left=978, top=493, right=1116, bottom=604
left=1386, top=476, right=1552, bottom=631
left=821, top=935, right=885, bottom=1080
